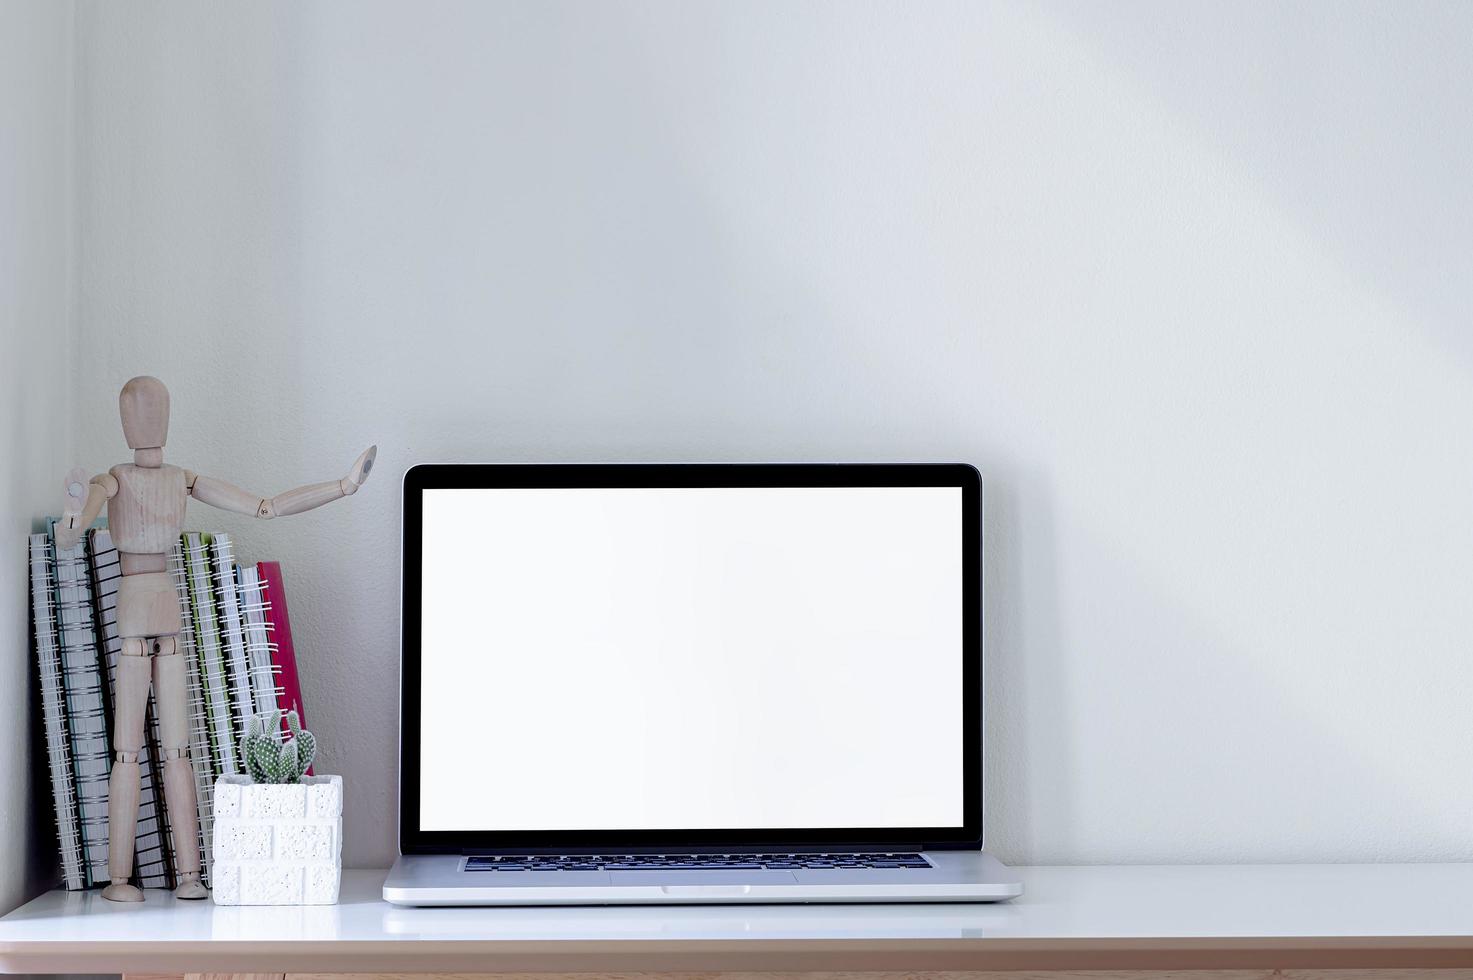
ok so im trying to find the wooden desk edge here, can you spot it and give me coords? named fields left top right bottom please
left=7, top=936, right=1473, bottom=974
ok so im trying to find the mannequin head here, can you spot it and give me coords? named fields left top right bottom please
left=119, top=376, right=169, bottom=458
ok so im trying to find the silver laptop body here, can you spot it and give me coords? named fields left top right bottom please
left=385, top=463, right=1020, bottom=906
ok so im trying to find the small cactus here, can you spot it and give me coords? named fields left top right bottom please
left=240, top=709, right=316, bottom=784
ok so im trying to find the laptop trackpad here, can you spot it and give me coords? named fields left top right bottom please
left=609, top=871, right=798, bottom=888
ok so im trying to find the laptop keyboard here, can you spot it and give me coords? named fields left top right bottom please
left=466, top=852, right=932, bottom=872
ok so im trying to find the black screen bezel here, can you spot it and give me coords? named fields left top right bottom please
left=398, top=462, right=982, bottom=854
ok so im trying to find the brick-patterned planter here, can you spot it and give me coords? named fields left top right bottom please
left=210, top=774, right=343, bottom=905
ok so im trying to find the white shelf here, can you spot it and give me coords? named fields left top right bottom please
left=2, top=864, right=1472, bottom=973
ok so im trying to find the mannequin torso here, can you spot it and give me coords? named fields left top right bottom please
left=107, top=463, right=188, bottom=555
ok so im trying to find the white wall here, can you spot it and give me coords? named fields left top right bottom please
left=70, top=0, right=1473, bottom=869
left=1, top=0, right=76, bottom=912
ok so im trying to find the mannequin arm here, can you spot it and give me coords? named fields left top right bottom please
left=56, top=471, right=116, bottom=550
left=186, top=445, right=376, bottom=519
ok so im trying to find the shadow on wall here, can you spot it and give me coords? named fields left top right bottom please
left=65, top=0, right=1473, bottom=866
left=1053, top=1, right=1473, bottom=370
left=982, top=468, right=1070, bottom=864
left=1049, top=510, right=1466, bottom=863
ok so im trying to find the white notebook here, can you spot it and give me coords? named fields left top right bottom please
left=30, top=533, right=84, bottom=890
left=236, top=563, right=282, bottom=723
left=211, top=533, right=256, bottom=746
left=49, top=524, right=112, bottom=887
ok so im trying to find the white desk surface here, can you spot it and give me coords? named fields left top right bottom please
left=2, top=864, right=1472, bottom=973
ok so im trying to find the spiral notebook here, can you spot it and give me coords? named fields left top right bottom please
left=168, top=541, right=214, bottom=887
left=210, top=534, right=256, bottom=749
left=49, top=523, right=112, bottom=888
left=31, top=527, right=306, bottom=892
left=87, top=529, right=175, bottom=890
left=29, top=534, right=85, bottom=890
left=258, top=561, right=308, bottom=746
left=236, top=564, right=283, bottom=723
left=183, top=533, right=237, bottom=777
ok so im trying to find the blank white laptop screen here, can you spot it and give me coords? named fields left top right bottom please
left=418, top=485, right=963, bottom=832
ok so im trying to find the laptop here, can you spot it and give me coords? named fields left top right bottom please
left=384, top=463, right=1020, bottom=905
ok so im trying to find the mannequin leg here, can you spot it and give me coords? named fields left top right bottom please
left=101, top=639, right=151, bottom=903
left=153, top=636, right=208, bottom=899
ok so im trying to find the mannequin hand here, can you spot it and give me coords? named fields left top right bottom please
left=343, top=445, right=376, bottom=496
left=56, top=468, right=88, bottom=550
left=62, top=467, right=88, bottom=517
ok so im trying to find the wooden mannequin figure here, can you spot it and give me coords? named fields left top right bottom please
left=57, top=376, right=375, bottom=902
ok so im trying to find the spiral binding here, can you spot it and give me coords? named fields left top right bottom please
left=50, top=529, right=111, bottom=888
left=30, top=534, right=85, bottom=891
left=236, top=564, right=284, bottom=726
left=183, top=533, right=238, bottom=777
left=211, top=534, right=258, bottom=751
left=169, top=542, right=214, bottom=888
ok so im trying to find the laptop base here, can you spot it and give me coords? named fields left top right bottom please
left=384, top=850, right=1021, bottom=906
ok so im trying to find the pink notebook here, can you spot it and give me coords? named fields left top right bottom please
left=257, top=560, right=309, bottom=768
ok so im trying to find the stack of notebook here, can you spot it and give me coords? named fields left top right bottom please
left=28, top=524, right=310, bottom=891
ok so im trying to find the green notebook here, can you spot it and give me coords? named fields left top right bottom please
left=169, top=538, right=215, bottom=886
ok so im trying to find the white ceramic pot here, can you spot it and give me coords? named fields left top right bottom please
left=210, top=774, right=343, bottom=905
